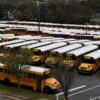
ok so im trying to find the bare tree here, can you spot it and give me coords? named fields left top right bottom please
left=54, top=58, right=75, bottom=100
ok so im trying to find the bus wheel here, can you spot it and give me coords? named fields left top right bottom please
left=4, top=78, right=10, bottom=85
left=43, top=86, right=52, bottom=94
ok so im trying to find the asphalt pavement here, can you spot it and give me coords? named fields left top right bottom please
left=67, top=70, right=100, bottom=100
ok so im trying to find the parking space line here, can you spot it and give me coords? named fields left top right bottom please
left=68, top=84, right=100, bottom=97
left=69, top=85, right=86, bottom=92
left=90, top=96, right=100, bottom=100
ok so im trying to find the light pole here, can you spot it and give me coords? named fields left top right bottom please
left=36, top=0, right=41, bottom=33
left=85, top=23, right=88, bottom=35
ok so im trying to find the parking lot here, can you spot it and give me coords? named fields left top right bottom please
left=66, top=70, right=100, bottom=100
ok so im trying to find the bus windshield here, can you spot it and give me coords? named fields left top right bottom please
left=82, top=58, right=95, bottom=64
left=42, top=73, right=52, bottom=79
left=33, top=51, right=41, bottom=55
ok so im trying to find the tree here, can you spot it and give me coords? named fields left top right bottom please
left=17, top=0, right=37, bottom=21
left=54, top=58, right=75, bottom=100
left=0, top=48, right=33, bottom=88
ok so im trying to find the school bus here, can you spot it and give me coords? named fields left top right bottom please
left=45, top=43, right=82, bottom=67
left=0, top=39, right=25, bottom=58
left=67, top=45, right=98, bottom=68
left=67, top=39, right=90, bottom=44
left=3, top=40, right=38, bottom=57
left=32, top=42, right=67, bottom=64
left=78, top=50, right=100, bottom=73
left=1, top=36, right=15, bottom=42
left=22, top=41, right=52, bottom=63
left=82, top=40, right=100, bottom=45
left=0, top=64, right=60, bottom=93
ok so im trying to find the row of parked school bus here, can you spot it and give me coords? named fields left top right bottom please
left=0, top=35, right=100, bottom=93
left=4, top=28, right=100, bottom=40
left=0, top=37, right=100, bottom=74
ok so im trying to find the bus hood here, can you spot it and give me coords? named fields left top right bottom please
left=32, top=56, right=41, bottom=62
left=45, top=78, right=61, bottom=89
left=79, top=63, right=95, bottom=71
left=45, top=57, right=57, bottom=65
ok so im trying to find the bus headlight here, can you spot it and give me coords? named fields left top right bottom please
left=88, top=66, right=92, bottom=70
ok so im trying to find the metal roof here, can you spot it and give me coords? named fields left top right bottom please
left=84, top=49, right=100, bottom=60
left=83, top=40, right=100, bottom=45
left=68, top=45, right=98, bottom=57
left=52, top=43, right=82, bottom=53
left=68, top=39, right=90, bottom=44
left=29, top=66, right=49, bottom=73
left=0, top=39, right=25, bottom=46
left=36, top=42, right=67, bottom=52
left=5, top=40, right=38, bottom=48
left=22, top=41, right=52, bottom=49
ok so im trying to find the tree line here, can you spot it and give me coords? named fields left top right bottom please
left=0, top=0, right=100, bottom=24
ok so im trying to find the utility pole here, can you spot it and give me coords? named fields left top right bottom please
left=36, top=0, right=41, bottom=33
left=85, top=23, right=88, bottom=35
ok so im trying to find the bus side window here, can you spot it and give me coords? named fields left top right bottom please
left=0, top=68, right=3, bottom=72
left=28, top=73, right=33, bottom=78
left=4, top=69, right=7, bottom=73
left=28, top=73, right=36, bottom=79
left=33, top=74, right=36, bottom=79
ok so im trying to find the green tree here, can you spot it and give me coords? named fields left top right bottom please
left=17, top=0, right=37, bottom=21
left=0, top=48, right=33, bottom=88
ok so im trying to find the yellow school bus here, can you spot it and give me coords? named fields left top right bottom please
left=0, top=64, right=60, bottom=93
left=45, top=43, right=82, bottom=67
left=66, top=45, right=98, bottom=68
left=32, top=42, right=67, bottom=64
left=78, top=50, right=100, bottom=73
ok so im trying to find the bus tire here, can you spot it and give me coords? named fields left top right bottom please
left=4, top=78, right=10, bottom=85
left=43, top=86, right=52, bottom=93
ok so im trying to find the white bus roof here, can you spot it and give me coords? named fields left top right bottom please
left=52, top=38, right=76, bottom=43
left=36, top=42, right=67, bottom=52
left=84, top=49, right=100, bottom=60
left=52, top=43, right=82, bottom=53
left=5, top=40, right=38, bottom=48
left=68, top=39, right=90, bottom=44
left=68, top=45, right=98, bottom=57
left=40, top=36, right=54, bottom=39
left=22, top=41, right=52, bottom=49
left=40, top=38, right=64, bottom=42
left=28, top=66, right=49, bottom=73
left=1, top=36, right=15, bottom=39
left=0, top=34, right=15, bottom=37
left=15, top=35, right=38, bottom=40
left=82, top=40, right=100, bottom=45
left=0, top=39, right=25, bottom=46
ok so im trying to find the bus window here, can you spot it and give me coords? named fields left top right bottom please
left=0, top=68, right=3, bottom=72
left=42, top=73, right=52, bottom=80
left=33, top=51, right=41, bottom=55
left=82, top=58, right=95, bottom=64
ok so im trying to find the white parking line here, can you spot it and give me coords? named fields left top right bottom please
left=69, top=85, right=86, bottom=92
left=90, top=96, right=100, bottom=100
left=68, top=84, right=100, bottom=97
